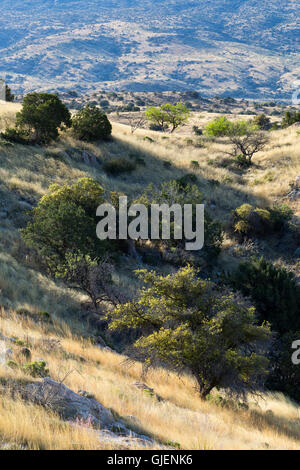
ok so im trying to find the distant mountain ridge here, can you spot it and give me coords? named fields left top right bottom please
left=0, top=0, right=299, bottom=98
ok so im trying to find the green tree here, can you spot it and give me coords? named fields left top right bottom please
left=145, top=106, right=168, bottom=131
left=71, top=105, right=112, bottom=141
left=15, top=93, right=71, bottom=143
left=56, top=252, right=124, bottom=312
left=108, top=266, right=270, bottom=399
left=5, top=84, right=14, bottom=102
left=22, top=178, right=109, bottom=273
left=252, top=114, right=271, bottom=130
left=161, top=103, right=190, bottom=132
left=281, top=111, right=300, bottom=128
left=145, top=102, right=190, bottom=132
left=204, top=116, right=232, bottom=137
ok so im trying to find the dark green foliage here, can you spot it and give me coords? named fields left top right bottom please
left=192, top=125, right=203, bottom=136
left=21, top=178, right=109, bottom=273
left=103, top=158, right=136, bottom=176
left=149, top=123, right=165, bottom=131
left=5, top=84, right=14, bottom=102
left=15, top=93, right=71, bottom=144
left=136, top=180, right=223, bottom=260
left=1, top=127, right=31, bottom=145
left=266, top=331, right=300, bottom=403
left=225, top=257, right=300, bottom=334
left=176, top=173, right=198, bottom=187
left=281, top=111, right=300, bottom=128
left=252, top=114, right=272, bottom=130
left=72, top=105, right=112, bottom=141
left=230, top=203, right=293, bottom=240
left=108, top=266, right=270, bottom=398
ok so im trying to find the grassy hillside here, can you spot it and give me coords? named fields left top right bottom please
left=2, top=308, right=300, bottom=450
left=0, top=105, right=300, bottom=449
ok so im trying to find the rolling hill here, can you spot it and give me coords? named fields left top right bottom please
left=0, top=0, right=299, bottom=98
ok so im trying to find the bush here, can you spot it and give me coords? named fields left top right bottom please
left=176, top=173, right=198, bottom=187
left=135, top=180, right=223, bottom=260
left=22, top=360, right=49, bottom=378
left=1, top=127, right=31, bottom=145
left=252, top=114, right=272, bottom=130
left=225, top=257, right=300, bottom=334
left=103, top=158, right=136, bottom=176
left=192, top=125, right=203, bottom=136
left=15, top=93, right=71, bottom=144
left=230, top=203, right=293, bottom=240
left=204, top=116, right=231, bottom=137
left=71, top=105, right=112, bottom=141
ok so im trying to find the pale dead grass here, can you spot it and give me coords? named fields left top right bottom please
left=0, top=310, right=300, bottom=450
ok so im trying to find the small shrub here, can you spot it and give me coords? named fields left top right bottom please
left=149, top=123, right=164, bottom=131
left=230, top=203, right=293, bottom=239
left=1, top=128, right=31, bottom=145
left=190, top=160, right=200, bottom=169
left=234, top=154, right=251, bottom=168
left=103, top=158, right=136, bottom=176
left=192, top=125, right=202, bottom=136
left=37, top=311, right=51, bottom=321
left=143, top=136, right=154, bottom=143
left=22, top=360, right=49, bottom=378
left=176, top=173, right=198, bottom=188
left=6, top=361, right=18, bottom=370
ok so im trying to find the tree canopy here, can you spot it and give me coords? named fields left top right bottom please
left=16, top=93, right=71, bottom=143
left=108, top=266, right=271, bottom=398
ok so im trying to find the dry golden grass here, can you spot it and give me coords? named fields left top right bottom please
left=1, top=108, right=300, bottom=449
left=0, top=309, right=300, bottom=450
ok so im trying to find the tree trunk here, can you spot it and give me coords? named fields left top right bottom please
left=195, top=376, right=215, bottom=399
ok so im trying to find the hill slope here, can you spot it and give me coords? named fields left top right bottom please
left=0, top=105, right=300, bottom=449
left=0, top=0, right=299, bottom=98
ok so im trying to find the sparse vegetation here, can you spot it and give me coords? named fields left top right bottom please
left=1, top=99, right=300, bottom=450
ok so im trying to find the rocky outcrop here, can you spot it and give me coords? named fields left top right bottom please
left=24, top=377, right=114, bottom=428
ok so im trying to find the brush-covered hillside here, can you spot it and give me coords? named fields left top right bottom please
left=0, top=0, right=299, bottom=98
left=0, top=100, right=300, bottom=450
